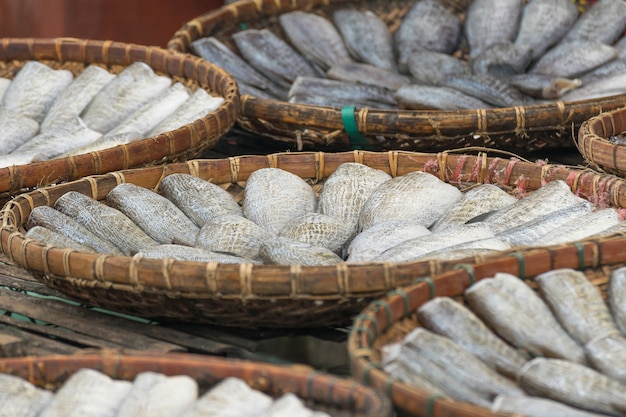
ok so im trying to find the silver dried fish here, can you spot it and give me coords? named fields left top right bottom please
left=535, top=208, right=621, bottom=246
left=407, top=50, right=470, bottom=86
left=608, top=266, right=626, bottom=336
left=441, top=73, right=528, bottom=107
left=278, top=212, right=353, bottom=255
left=560, top=71, right=626, bottom=102
left=395, top=84, right=493, bottom=110
left=195, top=214, right=271, bottom=260
left=0, top=373, right=53, bottom=417
left=506, top=73, right=582, bottom=99
left=470, top=42, right=532, bottom=77
left=327, top=62, right=412, bottom=91
left=464, top=0, right=523, bottom=58
left=259, top=236, right=344, bottom=266
left=492, top=395, right=610, bottom=417
left=530, top=40, right=618, bottom=78
left=585, top=334, right=626, bottom=386
left=562, top=0, right=626, bottom=45
left=288, top=76, right=397, bottom=108
left=0, top=107, right=39, bottom=154
left=137, top=244, right=260, bottom=264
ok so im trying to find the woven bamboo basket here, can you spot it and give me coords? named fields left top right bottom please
left=166, top=0, right=619, bottom=154
left=577, top=106, right=626, bottom=177
left=2, top=150, right=626, bottom=329
left=0, top=351, right=392, bottom=417
left=347, top=244, right=626, bottom=417
left=0, top=37, right=239, bottom=198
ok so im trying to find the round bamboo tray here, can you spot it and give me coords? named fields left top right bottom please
left=166, top=0, right=619, bottom=154
left=2, top=150, right=626, bottom=329
left=0, top=37, right=239, bottom=197
left=577, top=106, right=626, bottom=177
left=347, top=245, right=626, bottom=417
left=0, top=351, right=392, bottom=417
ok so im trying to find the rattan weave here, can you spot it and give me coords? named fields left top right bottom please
left=577, top=106, right=626, bottom=177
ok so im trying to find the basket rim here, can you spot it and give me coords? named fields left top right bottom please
left=346, top=244, right=626, bottom=417
left=0, top=37, right=240, bottom=194
left=577, top=105, right=626, bottom=175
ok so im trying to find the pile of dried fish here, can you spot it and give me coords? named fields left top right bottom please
left=382, top=267, right=626, bottom=417
left=191, top=0, right=626, bottom=109
left=0, top=61, right=225, bottom=168
left=25, top=162, right=626, bottom=266
left=1, top=369, right=329, bottom=417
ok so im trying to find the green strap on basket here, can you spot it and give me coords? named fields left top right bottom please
left=370, top=299, right=392, bottom=332
left=341, top=106, right=371, bottom=149
left=361, top=360, right=382, bottom=385
left=512, top=251, right=526, bottom=278
left=353, top=314, right=378, bottom=342
left=414, top=277, right=435, bottom=299
left=388, top=287, right=411, bottom=316
left=574, top=241, right=586, bottom=270
left=426, top=394, right=446, bottom=417
left=454, top=264, right=476, bottom=286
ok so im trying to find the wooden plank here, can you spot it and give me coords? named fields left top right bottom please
left=0, top=325, right=79, bottom=357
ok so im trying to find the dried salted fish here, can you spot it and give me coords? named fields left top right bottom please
left=465, top=272, right=586, bottom=363
left=232, top=29, right=320, bottom=90
left=0, top=152, right=44, bottom=169
left=289, top=93, right=397, bottom=109
left=191, top=37, right=284, bottom=99
left=492, top=395, right=609, bottom=417
left=81, top=62, right=172, bottom=133
left=518, top=357, right=626, bottom=417
left=616, top=35, right=626, bottom=59
left=288, top=76, right=397, bottom=108
left=465, top=0, right=523, bottom=58
left=279, top=11, right=353, bottom=71
left=0, top=77, right=10, bottom=101
left=431, top=184, right=518, bottom=233
left=259, top=236, right=343, bottom=266
left=12, top=116, right=102, bottom=160
left=530, top=40, right=618, bottom=79
left=407, top=50, right=470, bottom=86
left=505, top=73, right=581, bottom=99
left=317, top=162, right=391, bottom=237
left=117, top=372, right=198, bottom=417
left=395, top=84, right=493, bottom=110
left=346, top=220, right=431, bottom=263
left=562, top=0, right=626, bottom=45
left=535, top=208, right=621, bottom=246
left=496, top=200, right=592, bottom=247
left=55, top=191, right=158, bottom=256
left=106, top=183, right=200, bottom=247
left=148, top=88, right=224, bottom=136
left=580, top=58, right=626, bottom=84
left=585, top=334, right=626, bottom=386
left=158, top=173, right=242, bottom=227
left=609, top=266, right=626, bottom=336
left=181, top=377, right=273, bottom=417
left=479, top=179, right=587, bottom=234
left=195, top=214, right=271, bottom=260
left=373, top=223, right=495, bottom=263
left=242, top=168, right=316, bottom=235
left=278, top=212, right=353, bottom=255
left=1, top=61, right=73, bottom=122
left=394, top=0, right=461, bottom=71
left=535, top=268, right=621, bottom=344
left=560, top=72, right=626, bottom=102
left=470, top=42, right=532, bottom=78
left=514, top=0, right=579, bottom=60
left=38, top=368, right=132, bottom=417
left=137, top=244, right=260, bottom=264
left=62, top=132, right=143, bottom=157
left=417, top=297, right=530, bottom=378
left=259, top=393, right=329, bottom=417
left=28, top=206, right=123, bottom=255
left=0, top=108, right=39, bottom=154
left=0, top=373, right=53, bottom=417
left=327, top=62, right=412, bottom=91
left=332, top=9, right=396, bottom=71
left=41, top=65, right=115, bottom=131
left=104, top=82, right=190, bottom=139
left=359, top=171, right=463, bottom=231
left=441, top=73, right=528, bottom=107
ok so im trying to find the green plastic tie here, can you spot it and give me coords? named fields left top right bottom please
left=575, top=241, right=585, bottom=270
left=388, top=288, right=411, bottom=316
left=370, top=299, right=392, bottom=332
left=414, top=276, right=435, bottom=299
left=239, top=22, right=248, bottom=30
left=352, top=324, right=375, bottom=346
left=454, top=264, right=475, bottom=286
left=426, top=394, right=446, bottom=417
left=361, top=361, right=382, bottom=385
left=353, top=314, right=379, bottom=341
left=512, top=251, right=526, bottom=278
left=341, top=106, right=370, bottom=149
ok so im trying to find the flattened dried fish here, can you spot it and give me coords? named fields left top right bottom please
left=407, top=50, right=470, bottom=86
left=332, top=8, right=396, bottom=71
left=260, top=393, right=326, bottom=417
left=106, top=183, right=199, bottom=247
left=288, top=76, right=397, bottom=108
left=55, top=191, right=158, bottom=256
left=359, top=170, right=463, bottom=231
left=530, top=40, right=618, bottom=78
left=158, top=173, right=242, bottom=227
left=580, top=58, right=626, bottom=84
left=514, top=0, right=579, bottom=60
left=465, top=272, right=587, bottom=363
left=518, top=357, right=626, bottom=417
left=25, top=223, right=97, bottom=252
left=279, top=11, right=353, bottom=71
left=242, top=168, right=316, bottom=235
left=465, top=0, right=523, bottom=58
left=0, top=77, right=10, bottom=101
left=28, top=205, right=123, bottom=255
left=417, top=297, right=530, bottom=378
left=1, top=61, right=73, bottom=122
left=195, top=214, right=271, bottom=260
left=137, top=244, right=259, bottom=264
left=535, top=208, right=621, bottom=246
left=560, top=71, right=626, bottom=102
left=278, top=212, right=353, bottom=255
left=41, top=65, right=115, bottom=131
left=327, top=62, right=412, bottom=91
left=562, top=0, right=626, bottom=45
left=259, top=236, right=344, bottom=266
left=535, top=268, right=620, bottom=344
left=395, top=0, right=461, bottom=71
left=0, top=108, right=39, bottom=154
left=470, top=42, right=532, bottom=77
left=233, top=29, right=320, bottom=89
left=0, top=152, right=44, bottom=169
left=442, top=73, right=528, bottom=107
left=585, top=334, right=626, bottom=386
left=395, top=84, right=492, bottom=110
left=492, top=395, right=609, bottom=417
left=0, top=373, right=53, bottom=417
left=506, top=73, right=582, bottom=99
left=81, top=62, right=172, bottom=133
left=608, top=266, right=626, bottom=336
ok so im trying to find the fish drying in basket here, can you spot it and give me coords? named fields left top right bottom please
left=0, top=373, right=53, bottom=417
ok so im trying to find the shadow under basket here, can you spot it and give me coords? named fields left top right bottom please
left=2, top=150, right=626, bottom=329
left=0, top=351, right=392, bottom=417
left=0, top=37, right=239, bottom=198
left=577, top=106, right=626, bottom=178
left=347, top=243, right=626, bottom=417
left=166, top=0, right=623, bottom=154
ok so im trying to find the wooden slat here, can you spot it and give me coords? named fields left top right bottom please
left=0, top=325, right=79, bottom=356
